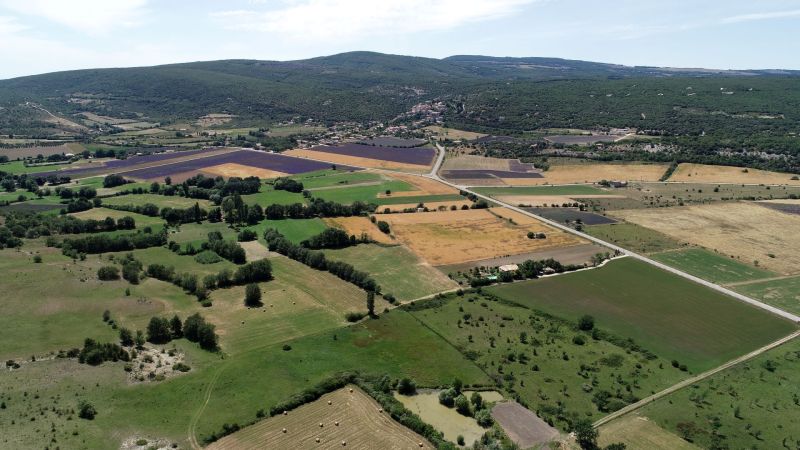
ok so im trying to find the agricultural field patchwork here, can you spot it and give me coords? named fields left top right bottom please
left=488, top=257, right=797, bottom=371
left=380, top=207, right=585, bottom=266
left=612, top=202, right=800, bottom=274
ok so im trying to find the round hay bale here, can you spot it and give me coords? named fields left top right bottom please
left=378, top=408, right=383, bottom=413
left=349, top=388, right=353, bottom=393
left=334, top=421, right=339, bottom=426
left=316, top=437, right=320, bottom=443
left=282, top=411, right=288, bottom=416
left=319, top=422, right=323, bottom=427
left=327, top=400, right=332, bottom=405
left=418, top=443, right=423, bottom=448
left=341, top=441, right=346, bottom=446
left=282, top=428, right=287, bottom=433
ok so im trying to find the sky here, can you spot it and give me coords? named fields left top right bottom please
left=0, top=0, right=799, bottom=79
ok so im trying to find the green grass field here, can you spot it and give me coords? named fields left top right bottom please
left=245, top=218, right=327, bottom=244
left=291, top=170, right=382, bottom=189
left=309, top=179, right=415, bottom=204
left=324, top=244, right=457, bottom=301
left=103, top=193, right=212, bottom=209
left=408, top=292, right=686, bottom=429
left=241, top=186, right=307, bottom=206
left=651, top=248, right=776, bottom=284
left=733, top=275, right=800, bottom=315
left=472, top=185, right=608, bottom=196
left=70, top=207, right=166, bottom=228
left=640, top=336, right=800, bottom=449
left=488, top=258, right=797, bottom=371
left=0, top=160, right=64, bottom=174
left=585, top=222, right=683, bottom=254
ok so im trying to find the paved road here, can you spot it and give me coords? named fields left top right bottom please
left=593, top=329, right=800, bottom=428
left=427, top=144, right=800, bottom=323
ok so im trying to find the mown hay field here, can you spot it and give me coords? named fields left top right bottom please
left=200, top=162, right=288, bottom=179
left=424, top=125, right=487, bottom=141
left=325, top=244, right=457, bottom=301
left=733, top=275, right=800, bottom=316
left=488, top=257, right=797, bottom=371
left=611, top=202, right=800, bottom=274
left=380, top=208, right=585, bottom=266
left=208, top=386, right=432, bottom=450
left=668, top=163, right=800, bottom=185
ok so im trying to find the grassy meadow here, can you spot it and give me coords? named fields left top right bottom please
left=488, top=258, right=797, bottom=371
left=651, top=248, right=776, bottom=284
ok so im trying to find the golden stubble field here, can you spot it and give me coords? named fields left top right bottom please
left=285, top=149, right=431, bottom=171
left=201, top=163, right=288, bottom=179
left=669, top=163, right=800, bottom=185
left=207, top=386, right=432, bottom=450
left=612, top=202, right=800, bottom=274
left=380, top=208, right=585, bottom=266
left=500, top=163, right=669, bottom=185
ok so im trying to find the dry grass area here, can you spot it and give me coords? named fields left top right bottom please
left=500, top=163, right=669, bottom=185
left=378, top=200, right=474, bottom=212
left=0, top=142, right=85, bottom=159
left=207, top=386, right=431, bottom=450
left=324, top=217, right=396, bottom=244
left=240, top=241, right=271, bottom=261
left=598, top=415, right=699, bottom=450
left=381, top=208, right=584, bottom=266
left=669, top=163, right=800, bottom=185
left=424, top=126, right=486, bottom=141
left=442, top=154, right=513, bottom=171
left=612, top=202, right=800, bottom=274
left=492, top=401, right=559, bottom=449
left=201, top=163, right=288, bottom=179
left=285, top=149, right=430, bottom=171
left=497, top=194, right=625, bottom=206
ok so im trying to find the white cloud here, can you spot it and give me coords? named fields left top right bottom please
left=212, top=0, right=537, bottom=41
left=721, top=9, right=800, bottom=24
left=0, top=15, right=26, bottom=34
left=0, top=0, right=148, bottom=34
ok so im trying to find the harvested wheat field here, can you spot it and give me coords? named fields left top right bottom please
left=381, top=208, right=584, bottom=266
left=201, top=163, right=288, bottom=179
left=612, top=202, right=800, bottom=274
left=668, top=163, right=800, bottom=185
left=500, top=163, right=668, bottom=185
left=286, top=149, right=430, bottom=171
left=379, top=200, right=474, bottom=212
left=424, top=126, right=486, bottom=141
left=442, top=154, right=518, bottom=171
left=207, top=386, right=432, bottom=450
left=324, top=217, right=395, bottom=244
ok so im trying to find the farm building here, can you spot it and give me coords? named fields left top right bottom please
left=499, top=264, right=519, bottom=272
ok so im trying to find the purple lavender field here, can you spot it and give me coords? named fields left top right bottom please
left=34, top=147, right=225, bottom=180
left=123, top=150, right=351, bottom=180
left=310, top=143, right=435, bottom=165
left=441, top=169, right=543, bottom=179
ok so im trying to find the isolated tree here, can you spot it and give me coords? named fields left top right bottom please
left=119, top=327, right=134, bottom=347
left=197, top=323, right=219, bottom=351
left=170, top=315, right=183, bottom=338
left=366, top=291, right=375, bottom=317
left=455, top=394, right=471, bottom=416
left=574, top=418, right=598, bottom=450
left=470, top=391, right=484, bottom=410
left=146, top=317, right=172, bottom=344
left=78, top=401, right=97, bottom=420
left=134, top=330, right=146, bottom=350
left=244, top=283, right=262, bottom=307
left=578, top=315, right=595, bottom=331
left=397, top=377, right=417, bottom=395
